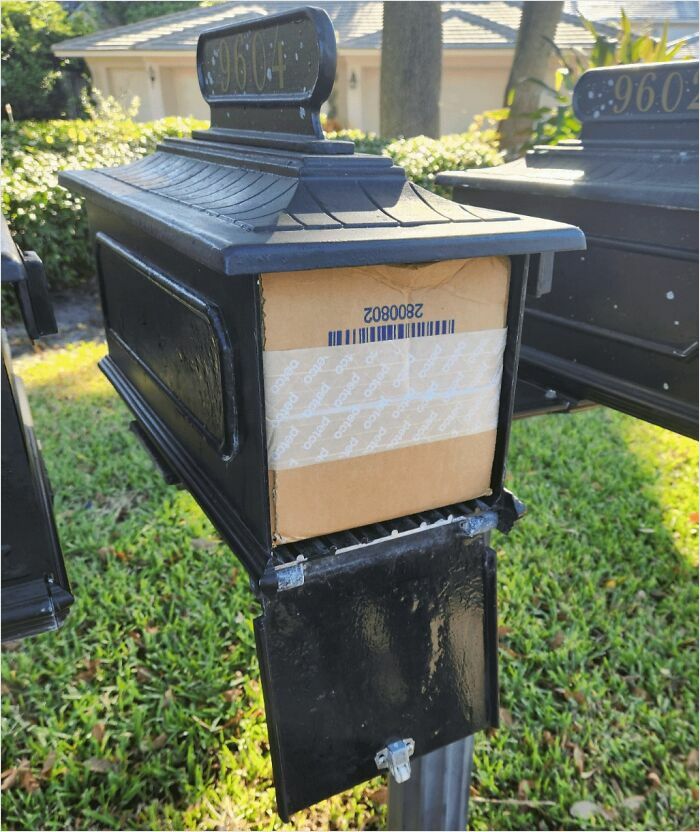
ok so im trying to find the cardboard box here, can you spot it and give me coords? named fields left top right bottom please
left=261, top=256, right=510, bottom=543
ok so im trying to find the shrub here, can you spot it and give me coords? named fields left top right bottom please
left=329, top=119, right=503, bottom=193
left=1, top=0, right=91, bottom=120
left=2, top=115, right=207, bottom=300
left=383, top=121, right=502, bottom=193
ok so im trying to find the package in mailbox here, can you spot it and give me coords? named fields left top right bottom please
left=262, top=257, right=510, bottom=542
left=59, top=5, right=584, bottom=577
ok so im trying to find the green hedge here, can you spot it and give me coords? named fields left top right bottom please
left=329, top=121, right=503, bottom=193
left=3, top=118, right=502, bottom=302
left=2, top=117, right=208, bottom=299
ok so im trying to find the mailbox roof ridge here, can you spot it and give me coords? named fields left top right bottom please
left=437, top=144, right=699, bottom=209
left=60, top=147, right=585, bottom=275
left=161, top=135, right=401, bottom=177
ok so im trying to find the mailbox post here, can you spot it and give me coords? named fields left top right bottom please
left=61, top=6, right=584, bottom=820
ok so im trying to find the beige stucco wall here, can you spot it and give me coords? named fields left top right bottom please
left=87, top=55, right=206, bottom=121
left=343, top=52, right=510, bottom=135
left=159, top=59, right=209, bottom=121
left=86, top=49, right=513, bottom=132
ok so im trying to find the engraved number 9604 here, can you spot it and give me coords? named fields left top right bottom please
left=215, top=29, right=286, bottom=95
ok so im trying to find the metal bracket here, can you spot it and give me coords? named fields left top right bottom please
left=459, top=511, right=499, bottom=538
left=259, top=557, right=306, bottom=598
left=275, top=560, right=305, bottom=591
left=375, top=738, right=415, bottom=784
left=528, top=250, right=555, bottom=298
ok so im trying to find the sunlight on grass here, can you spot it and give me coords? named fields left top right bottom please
left=15, top=340, right=109, bottom=399
left=2, top=342, right=697, bottom=831
left=619, top=417, right=699, bottom=567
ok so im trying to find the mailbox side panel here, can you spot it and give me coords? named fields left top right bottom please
left=453, top=190, right=699, bottom=437
left=87, top=205, right=272, bottom=574
left=2, top=346, right=73, bottom=639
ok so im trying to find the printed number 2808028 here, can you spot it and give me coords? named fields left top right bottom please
left=363, top=304, right=424, bottom=323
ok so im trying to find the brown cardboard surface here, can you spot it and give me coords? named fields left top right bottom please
left=262, top=257, right=510, bottom=350
left=261, top=257, right=510, bottom=544
left=268, top=430, right=497, bottom=543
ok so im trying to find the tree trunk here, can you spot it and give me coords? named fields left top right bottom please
left=380, top=1, right=442, bottom=139
left=499, top=1, right=564, bottom=158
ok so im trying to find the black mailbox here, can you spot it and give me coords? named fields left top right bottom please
left=439, top=61, right=699, bottom=438
left=1, top=217, right=73, bottom=641
left=60, top=6, right=584, bottom=818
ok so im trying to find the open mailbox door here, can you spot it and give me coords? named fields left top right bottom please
left=1, top=217, right=73, bottom=641
left=255, top=506, right=504, bottom=819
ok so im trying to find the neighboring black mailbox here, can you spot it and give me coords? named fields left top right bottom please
left=438, top=61, right=699, bottom=438
left=60, top=6, right=584, bottom=818
left=1, top=217, right=73, bottom=641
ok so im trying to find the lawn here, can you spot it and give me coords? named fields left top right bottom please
left=2, top=341, right=697, bottom=831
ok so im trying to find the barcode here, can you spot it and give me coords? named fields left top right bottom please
left=327, top=320, right=456, bottom=347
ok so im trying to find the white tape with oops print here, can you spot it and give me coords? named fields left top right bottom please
left=264, top=327, right=507, bottom=471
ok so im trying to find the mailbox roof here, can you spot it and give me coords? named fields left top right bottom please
left=60, top=139, right=584, bottom=274
left=437, top=141, right=699, bottom=211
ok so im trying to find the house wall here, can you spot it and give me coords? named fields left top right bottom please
left=86, top=55, right=208, bottom=121
left=87, top=57, right=151, bottom=116
left=86, top=49, right=513, bottom=133
left=159, top=59, right=209, bottom=121
left=335, top=51, right=511, bottom=134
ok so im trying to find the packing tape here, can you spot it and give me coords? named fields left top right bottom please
left=264, top=328, right=507, bottom=470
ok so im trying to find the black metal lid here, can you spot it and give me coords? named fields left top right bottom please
left=437, top=60, right=699, bottom=210
left=59, top=5, right=585, bottom=273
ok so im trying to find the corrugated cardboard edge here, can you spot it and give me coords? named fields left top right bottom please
left=261, top=257, right=511, bottom=350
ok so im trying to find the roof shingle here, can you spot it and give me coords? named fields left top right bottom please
left=53, top=1, right=615, bottom=54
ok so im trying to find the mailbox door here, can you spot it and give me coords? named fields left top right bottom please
left=255, top=520, right=498, bottom=819
left=1, top=339, right=73, bottom=641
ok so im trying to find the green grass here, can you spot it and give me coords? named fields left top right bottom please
left=2, top=341, right=697, bottom=831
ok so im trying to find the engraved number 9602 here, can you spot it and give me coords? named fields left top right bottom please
left=611, top=68, right=698, bottom=114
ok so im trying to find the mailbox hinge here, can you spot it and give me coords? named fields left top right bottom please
left=375, top=738, right=415, bottom=784
left=275, top=560, right=305, bottom=591
left=259, top=557, right=306, bottom=597
left=459, top=511, right=499, bottom=538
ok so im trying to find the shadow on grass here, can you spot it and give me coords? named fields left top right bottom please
left=2, top=345, right=697, bottom=831
left=471, top=408, right=698, bottom=832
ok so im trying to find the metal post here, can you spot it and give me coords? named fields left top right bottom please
left=387, top=735, right=474, bottom=831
